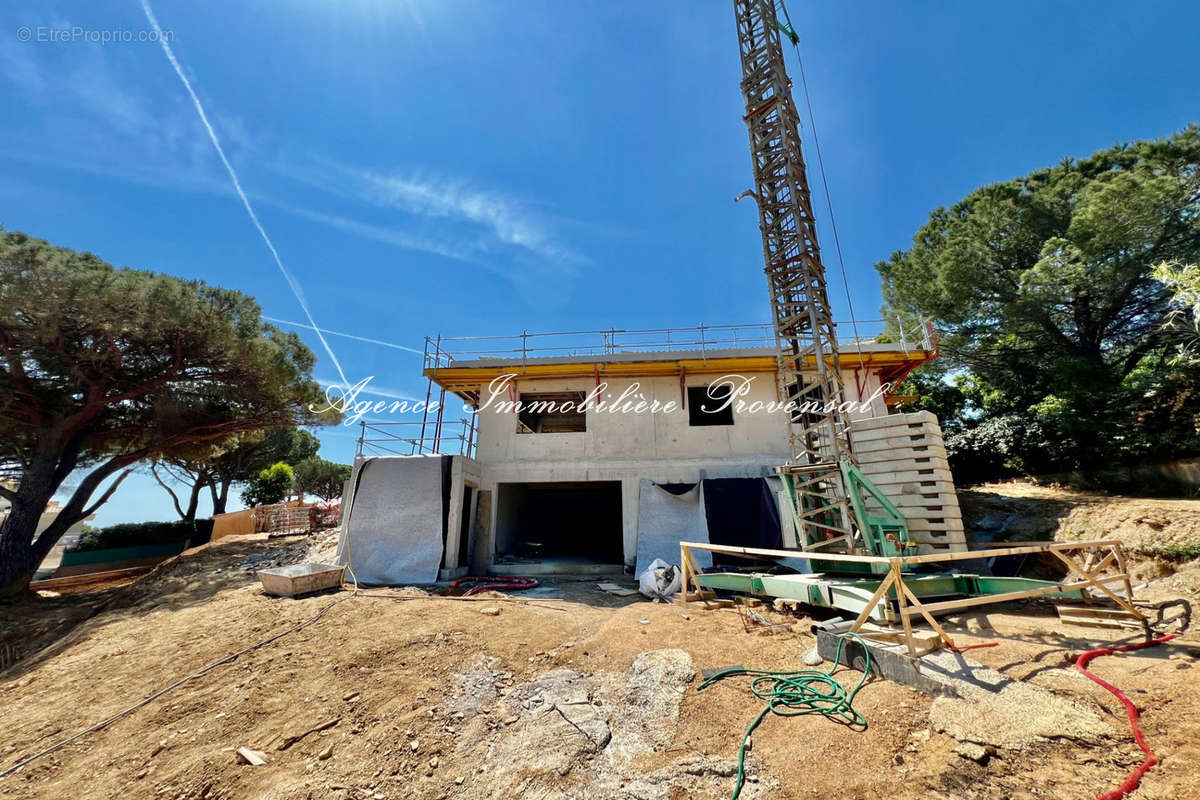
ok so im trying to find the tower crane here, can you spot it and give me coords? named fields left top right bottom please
left=733, top=0, right=912, bottom=566
left=690, top=1, right=1101, bottom=619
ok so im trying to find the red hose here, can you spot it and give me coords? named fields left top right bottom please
left=1074, top=634, right=1176, bottom=800
left=450, top=575, right=540, bottom=597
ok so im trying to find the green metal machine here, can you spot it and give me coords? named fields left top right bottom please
left=693, top=459, right=1086, bottom=623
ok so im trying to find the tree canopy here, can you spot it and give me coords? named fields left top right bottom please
left=153, top=426, right=321, bottom=520
left=0, top=232, right=331, bottom=595
left=879, top=127, right=1200, bottom=482
left=293, top=457, right=352, bottom=501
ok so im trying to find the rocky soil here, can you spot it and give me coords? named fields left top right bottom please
left=1, top=482, right=1198, bottom=799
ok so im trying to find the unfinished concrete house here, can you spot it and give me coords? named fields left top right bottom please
left=336, top=323, right=963, bottom=585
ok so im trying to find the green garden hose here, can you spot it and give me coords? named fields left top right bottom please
left=697, top=633, right=872, bottom=800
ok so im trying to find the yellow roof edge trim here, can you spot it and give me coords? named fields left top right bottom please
left=423, top=350, right=934, bottom=390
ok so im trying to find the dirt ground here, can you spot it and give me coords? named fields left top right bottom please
left=1, top=483, right=1198, bottom=800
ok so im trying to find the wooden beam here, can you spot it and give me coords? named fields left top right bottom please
left=679, top=544, right=691, bottom=608
left=892, top=562, right=918, bottom=657
left=678, top=539, right=1130, bottom=567
left=847, top=570, right=896, bottom=632
left=898, top=574, right=1129, bottom=616
left=895, top=572, right=957, bottom=650
left=1050, top=550, right=1146, bottom=621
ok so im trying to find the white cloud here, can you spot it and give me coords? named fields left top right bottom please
left=359, top=170, right=586, bottom=267
left=273, top=156, right=585, bottom=270
left=276, top=202, right=480, bottom=266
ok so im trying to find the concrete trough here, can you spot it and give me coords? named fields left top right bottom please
left=258, top=562, right=346, bottom=597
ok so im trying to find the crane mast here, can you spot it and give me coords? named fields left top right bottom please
left=733, top=0, right=857, bottom=548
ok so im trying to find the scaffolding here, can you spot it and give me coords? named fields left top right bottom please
left=422, top=319, right=933, bottom=368
left=355, top=319, right=934, bottom=460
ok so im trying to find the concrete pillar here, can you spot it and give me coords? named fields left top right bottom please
left=620, top=478, right=639, bottom=569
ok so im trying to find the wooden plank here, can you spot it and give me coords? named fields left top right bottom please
left=680, top=545, right=693, bottom=607
left=896, top=575, right=957, bottom=650
left=893, top=563, right=918, bottom=657
left=901, top=540, right=1125, bottom=564
left=899, top=574, right=1129, bottom=616
left=237, top=747, right=267, bottom=766
left=848, top=570, right=896, bottom=632
left=679, top=539, right=1128, bottom=567
left=30, top=565, right=154, bottom=590
left=1057, top=605, right=1146, bottom=630
left=1057, top=605, right=1143, bottom=620
left=1050, top=550, right=1145, bottom=621
left=682, top=541, right=892, bottom=564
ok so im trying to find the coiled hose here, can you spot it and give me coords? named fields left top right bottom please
left=698, top=633, right=872, bottom=800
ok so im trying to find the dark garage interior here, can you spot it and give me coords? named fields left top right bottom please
left=495, top=481, right=623, bottom=563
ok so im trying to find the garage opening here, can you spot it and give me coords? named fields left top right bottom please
left=495, top=481, right=623, bottom=565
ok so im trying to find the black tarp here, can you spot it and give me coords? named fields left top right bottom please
left=702, top=478, right=782, bottom=556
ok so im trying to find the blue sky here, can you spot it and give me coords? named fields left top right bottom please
left=3, top=1, right=1197, bottom=525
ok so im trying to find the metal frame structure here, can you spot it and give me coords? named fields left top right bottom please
left=355, top=418, right=477, bottom=459
left=734, top=0, right=856, bottom=546
left=680, top=539, right=1147, bottom=656
left=420, top=319, right=932, bottom=368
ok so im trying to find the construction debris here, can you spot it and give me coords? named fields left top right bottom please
left=277, top=718, right=340, bottom=751
left=236, top=747, right=267, bottom=766
left=596, top=582, right=638, bottom=597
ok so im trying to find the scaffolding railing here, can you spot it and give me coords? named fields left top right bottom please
left=355, top=418, right=477, bottom=459
left=355, top=319, right=934, bottom=461
left=422, top=319, right=934, bottom=371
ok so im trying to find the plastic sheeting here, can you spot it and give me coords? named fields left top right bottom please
left=336, top=455, right=446, bottom=585
left=703, top=477, right=783, bottom=551
left=634, top=479, right=711, bottom=576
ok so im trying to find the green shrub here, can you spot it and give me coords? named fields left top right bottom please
left=1134, top=541, right=1200, bottom=562
left=240, top=461, right=295, bottom=507
left=67, top=520, right=200, bottom=553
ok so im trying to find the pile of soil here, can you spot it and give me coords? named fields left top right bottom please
left=1, top=483, right=1198, bottom=799
left=961, top=480, right=1200, bottom=598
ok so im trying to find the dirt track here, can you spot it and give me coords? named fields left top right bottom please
left=1, top=485, right=1199, bottom=800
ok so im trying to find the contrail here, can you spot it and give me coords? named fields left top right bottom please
left=140, top=0, right=348, bottom=388
left=265, top=316, right=424, bottom=356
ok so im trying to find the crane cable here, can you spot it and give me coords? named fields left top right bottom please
left=775, top=0, right=871, bottom=387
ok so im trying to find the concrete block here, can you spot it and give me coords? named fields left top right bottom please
left=815, top=630, right=957, bottom=697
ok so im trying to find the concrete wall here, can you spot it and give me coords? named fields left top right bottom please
left=341, top=368, right=912, bottom=577
left=474, top=369, right=885, bottom=466
left=466, top=368, right=889, bottom=568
